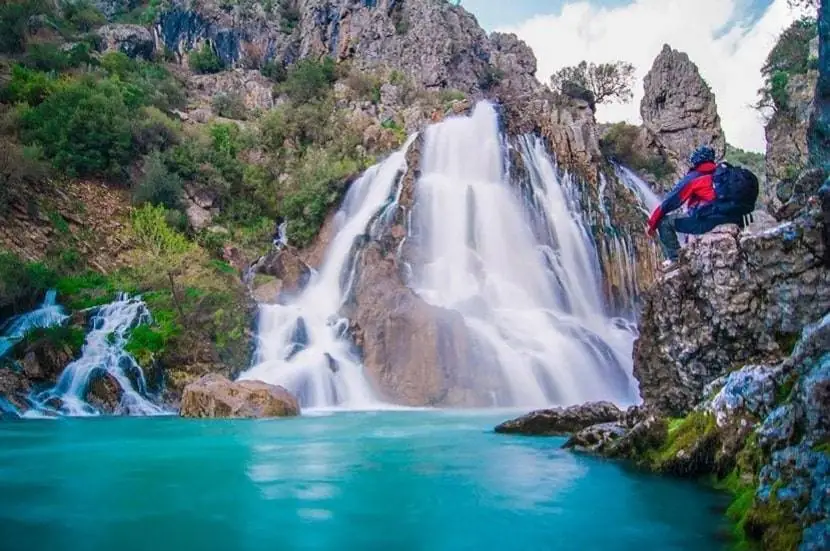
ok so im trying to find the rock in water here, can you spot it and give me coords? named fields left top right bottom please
left=494, top=402, right=621, bottom=436
left=640, top=44, right=725, bottom=182
left=179, top=374, right=300, bottom=419
left=85, top=370, right=124, bottom=414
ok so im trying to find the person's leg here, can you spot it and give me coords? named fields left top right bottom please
left=675, top=214, right=745, bottom=235
left=656, top=214, right=681, bottom=261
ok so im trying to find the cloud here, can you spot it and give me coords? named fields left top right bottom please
left=497, top=0, right=800, bottom=152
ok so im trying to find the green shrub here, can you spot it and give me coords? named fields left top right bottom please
left=22, top=43, right=72, bottom=72
left=478, top=64, right=504, bottom=91
left=758, top=17, right=817, bottom=113
left=188, top=43, right=224, bottom=74
left=0, top=0, right=51, bottom=54
left=19, top=77, right=134, bottom=177
left=769, top=71, right=791, bottom=112
left=211, top=92, right=249, bottom=120
left=131, top=106, right=181, bottom=154
left=280, top=57, right=336, bottom=103
left=60, top=0, right=106, bottom=32
left=0, top=251, right=57, bottom=315
left=131, top=203, right=192, bottom=257
left=600, top=122, right=674, bottom=179
left=133, top=150, right=184, bottom=210
left=100, top=52, right=185, bottom=111
left=2, top=65, right=58, bottom=105
left=278, top=0, right=300, bottom=33
left=261, top=59, right=287, bottom=83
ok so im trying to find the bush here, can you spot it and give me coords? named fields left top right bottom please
left=758, top=17, right=817, bottom=112
left=278, top=0, right=300, bottom=33
left=0, top=0, right=51, bottom=54
left=0, top=251, right=57, bottom=315
left=211, top=92, right=249, bottom=120
left=769, top=71, right=791, bottom=112
left=131, top=106, right=181, bottom=154
left=100, top=52, right=185, bottom=111
left=261, top=59, right=287, bottom=83
left=19, top=77, right=134, bottom=177
left=280, top=57, right=336, bottom=103
left=600, top=122, right=674, bottom=180
left=2, top=64, right=58, bottom=105
left=60, top=0, right=106, bottom=32
left=133, top=151, right=184, bottom=210
left=188, top=43, right=224, bottom=74
left=131, top=203, right=192, bottom=257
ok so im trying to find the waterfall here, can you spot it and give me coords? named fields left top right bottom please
left=239, top=138, right=416, bottom=409
left=615, top=165, right=661, bottom=215
left=0, top=290, right=68, bottom=359
left=33, top=294, right=165, bottom=417
left=410, top=102, right=638, bottom=406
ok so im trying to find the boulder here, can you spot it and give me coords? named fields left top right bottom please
left=85, top=370, right=124, bottom=414
left=562, top=422, right=626, bottom=453
left=640, top=44, right=725, bottom=184
left=20, top=338, right=73, bottom=382
left=255, top=248, right=312, bottom=298
left=494, top=401, right=621, bottom=436
left=96, top=24, right=155, bottom=60
left=0, top=367, right=31, bottom=413
left=179, top=374, right=300, bottom=418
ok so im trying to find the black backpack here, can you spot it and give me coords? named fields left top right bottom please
left=712, top=162, right=759, bottom=215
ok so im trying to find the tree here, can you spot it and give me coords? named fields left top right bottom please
left=550, top=60, right=636, bottom=105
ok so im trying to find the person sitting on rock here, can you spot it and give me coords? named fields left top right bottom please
left=646, top=145, right=746, bottom=266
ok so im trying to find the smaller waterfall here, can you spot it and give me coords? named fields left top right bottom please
left=240, top=138, right=416, bottom=409
left=615, top=165, right=661, bottom=214
left=0, top=290, right=68, bottom=359
left=33, top=294, right=164, bottom=417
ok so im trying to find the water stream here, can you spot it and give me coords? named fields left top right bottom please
left=0, top=290, right=68, bottom=359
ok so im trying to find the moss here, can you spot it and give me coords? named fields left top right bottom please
left=743, top=497, right=802, bottom=551
left=775, top=332, right=800, bottom=357
left=774, top=373, right=798, bottom=406
left=813, top=439, right=830, bottom=456
left=650, top=410, right=718, bottom=468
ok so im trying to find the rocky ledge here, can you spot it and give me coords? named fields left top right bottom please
left=179, top=374, right=300, bottom=419
left=494, top=401, right=621, bottom=436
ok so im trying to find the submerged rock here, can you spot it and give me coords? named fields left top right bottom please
left=495, top=401, right=621, bottom=436
left=179, top=374, right=300, bottom=419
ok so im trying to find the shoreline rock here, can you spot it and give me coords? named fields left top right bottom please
left=494, top=401, right=622, bottom=436
left=179, top=373, right=300, bottom=419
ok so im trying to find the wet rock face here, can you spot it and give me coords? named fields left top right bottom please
left=85, top=370, right=124, bottom=414
left=20, top=339, right=73, bottom=383
left=640, top=44, right=725, bottom=180
left=179, top=373, right=300, bottom=418
left=0, top=368, right=31, bottom=413
left=494, top=402, right=622, bottom=436
left=255, top=248, right=312, bottom=300
left=634, top=211, right=830, bottom=417
left=348, top=243, right=499, bottom=407
left=96, top=24, right=156, bottom=60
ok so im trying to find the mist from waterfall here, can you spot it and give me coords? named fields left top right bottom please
left=410, top=102, right=638, bottom=407
left=239, top=139, right=416, bottom=409
left=33, top=294, right=165, bottom=417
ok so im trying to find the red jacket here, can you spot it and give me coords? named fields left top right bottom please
left=648, top=161, right=717, bottom=232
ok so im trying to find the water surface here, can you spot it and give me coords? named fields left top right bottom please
left=0, top=411, right=727, bottom=551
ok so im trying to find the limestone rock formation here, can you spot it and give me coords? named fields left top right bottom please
left=765, top=71, right=819, bottom=216
left=640, top=44, right=725, bottom=184
left=494, top=401, right=622, bottom=436
left=187, top=70, right=276, bottom=113
left=634, top=210, right=829, bottom=417
left=96, top=24, right=156, bottom=60
left=179, top=373, right=300, bottom=418
left=254, top=247, right=312, bottom=301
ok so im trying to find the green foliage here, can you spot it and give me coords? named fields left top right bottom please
left=131, top=105, right=181, bottom=154
left=2, top=65, right=59, bottom=105
left=23, top=324, right=86, bottom=356
left=0, top=251, right=57, bottom=315
left=0, top=0, right=51, bottom=54
left=212, top=92, right=249, bottom=120
left=125, top=319, right=175, bottom=368
left=60, top=0, right=106, bottom=32
left=280, top=57, right=337, bottom=103
left=478, top=64, right=504, bottom=91
left=261, top=59, right=287, bottom=83
left=133, top=151, right=184, bottom=210
left=130, top=203, right=192, bottom=257
left=278, top=0, right=300, bottom=33
left=725, top=143, right=765, bottom=182
left=188, top=43, right=224, bottom=74
left=650, top=411, right=717, bottom=468
left=56, top=271, right=118, bottom=310
left=550, top=60, right=636, bottom=104
left=19, top=77, right=134, bottom=177
left=22, top=42, right=93, bottom=72
left=759, top=17, right=817, bottom=113
left=600, top=122, right=674, bottom=180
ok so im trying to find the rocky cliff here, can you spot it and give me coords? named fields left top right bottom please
left=639, top=44, right=725, bottom=189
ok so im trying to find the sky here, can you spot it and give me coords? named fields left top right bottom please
left=462, top=0, right=806, bottom=152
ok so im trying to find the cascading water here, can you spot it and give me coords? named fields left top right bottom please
left=239, top=138, right=416, bottom=409
left=616, top=164, right=662, bottom=215
left=32, top=294, right=165, bottom=416
left=0, top=290, right=68, bottom=359
left=410, top=102, right=638, bottom=407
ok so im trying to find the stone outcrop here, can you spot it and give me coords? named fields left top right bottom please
left=187, top=70, right=276, bottom=113
left=634, top=211, right=829, bottom=417
left=809, top=1, right=830, bottom=176
left=85, top=370, right=124, bottom=414
left=765, top=71, right=820, bottom=216
left=640, top=44, right=725, bottom=185
left=179, top=373, right=300, bottom=418
left=494, top=402, right=621, bottom=436
left=253, top=247, right=312, bottom=301
left=96, top=24, right=156, bottom=60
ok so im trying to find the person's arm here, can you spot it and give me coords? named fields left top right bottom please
left=647, top=171, right=699, bottom=234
